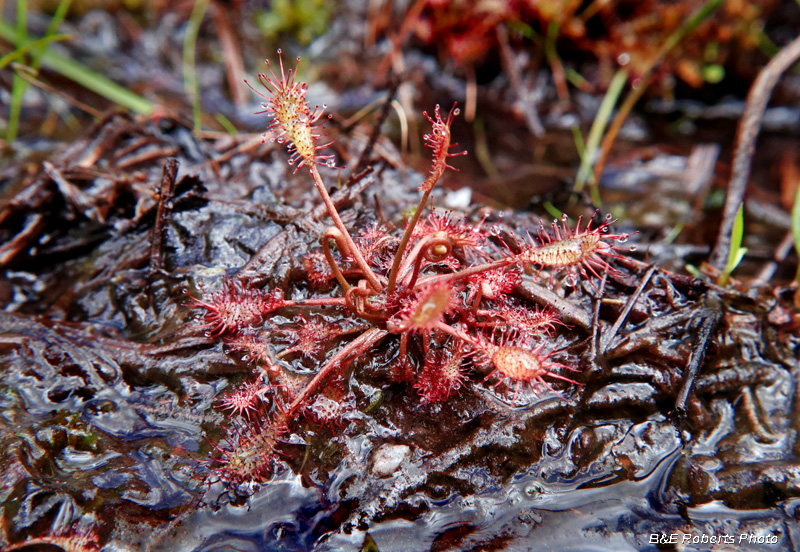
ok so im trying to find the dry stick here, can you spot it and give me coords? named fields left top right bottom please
left=517, top=275, right=592, bottom=329
left=591, top=0, right=724, bottom=190
left=600, top=265, right=657, bottom=354
left=754, top=230, right=796, bottom=284
left=495, top=23, right=544, bottom=136
left=353, top=78, right=400, bottom=173
left=13, top=65, right=103, bottom=118
left=590, top=273, right=607, bottom=364
left=709, top=34, right=800, bottom=272
left=149, top=158, right=179, bottom=274
left=0, top=213, right=45, bottom=266
left=209, top=4, right=247, bottom=107
left=673, top=301, right=722, bottom=424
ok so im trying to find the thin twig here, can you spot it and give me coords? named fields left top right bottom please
left=673, top=297, right=722, bottom=424
left=149, top=158, right=180, bottom=274
left=709, top=34, right=800, bottom=271
left=354, top=79, right=400, bottom=173
left=601, top=265, right=657, bottom=354
left=590, top=273, right=607, bottom=364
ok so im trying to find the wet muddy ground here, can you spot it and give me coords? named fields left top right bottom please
left=1, top=2, right=800, bottom=551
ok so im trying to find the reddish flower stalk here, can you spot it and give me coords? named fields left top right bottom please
left=388, top=104, right=465, bottom=294
left=247, top=51, right=383, bottom=292
left=285, top=327, right=389, bottom=417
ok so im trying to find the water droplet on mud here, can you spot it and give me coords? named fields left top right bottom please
left=565, top=273, right=579, bottom=287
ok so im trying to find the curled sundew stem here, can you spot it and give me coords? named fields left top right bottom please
left=397, top=234, right=451, bottom=287
left=405, top=236, right=452, bottom=289
left=309, top=165, right=383, bottom=291
left=286, top=327, right=388, bottom=416
left=388, top=188, right=433, bottom=294
left=322, top=228, right=352, bottom=292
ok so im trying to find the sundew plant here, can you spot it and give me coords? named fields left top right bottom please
left=189, top=51, right=637, bottom=490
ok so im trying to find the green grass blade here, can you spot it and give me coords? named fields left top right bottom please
left=574, top=68, right=628, bottom=203
left=721, top=203, right=747, bottom=285
left=42, top=53, right=153, bottom=113
left=16, top=0, right=27, bottom=39
left=543, top=201, right=563, bottom=221
left=214, top=113, right=239, bottom=136
left=184, top=0, right=211, bottom=132
left=0, top=33, right=73, bottom=70
left=0, top=20, right=153, bottom=115
left=33, top=0, right=74, bottom=69
left=571, top=124, right=586, bottom=160
left=7, top=73, right=26, bottom=141
left=6, top=0, right=29, bottom=141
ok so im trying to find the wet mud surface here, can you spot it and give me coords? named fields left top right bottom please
left=0, top=111, right=797, bottom=551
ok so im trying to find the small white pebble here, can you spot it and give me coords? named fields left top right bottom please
left=371, top=444, right=410, bottom=477
left=444, top=187, right=472, bottom=210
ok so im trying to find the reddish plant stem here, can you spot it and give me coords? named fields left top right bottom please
left=387, top=188, right=433, bottom=294
left=400, top=235, right=451, bottom=288
left=322, top=228, right=352, bottom=292
left=309, top=165, right=383, bottom=291
left=432, top=321, right=477, bottom=347
left=286, top=327, right=388, bottom=416
left=417, top=258, right=512, bottom=288
left=283, top=297, right=346, bottom=307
